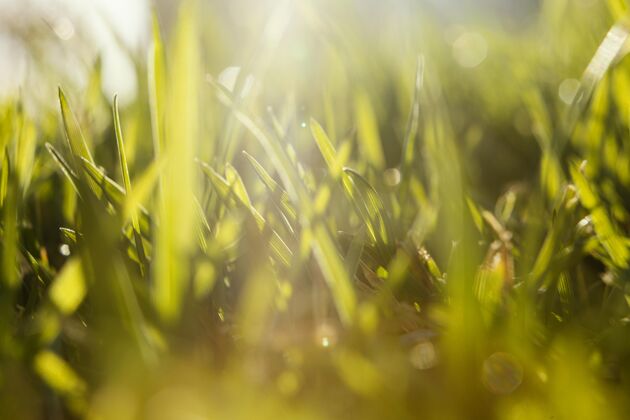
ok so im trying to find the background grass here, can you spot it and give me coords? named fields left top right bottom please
left=2, top=0, right=630, bottom=418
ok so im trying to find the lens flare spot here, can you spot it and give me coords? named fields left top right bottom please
left=558, top=78, right=580, bottom=105
left=482, top=352, right=523, bottom=394
left=53, top=17, right=75, bottom=41
left=59, top=244, right=71, bottom=257
left=409, top=341, right=438, bottom=370
left=315, top=322, right=338, bottom=349
left=384, top=168, right=401, bottom=186
left=452, top=32, right=488, bottom=68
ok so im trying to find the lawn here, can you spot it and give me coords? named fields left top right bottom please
left=1, top=0, right=630, bottom=418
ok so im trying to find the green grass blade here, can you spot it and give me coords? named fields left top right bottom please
left=243, top=150, right=297, bottom=224
left=78, top=157, right=151, bottom=238
left=45, top=143, right=79, bottom=195
left=565, top=17, right=630, bottom=146
left=344, top=167, right=391, bottom=246
left=148, top=12, right=166, bottom=158
left=58, top=87, right=94, bottom=166
left=113, top=95, right=147, bottom=276
left=1, top=151, right=18, bottom=288
left=152, top=0, right=201, bottom=322
left=401, top=56, right=425, bottom=171
left=354, top=91, right=385, bottom=169
left=570, top=162, right=630, bottom=268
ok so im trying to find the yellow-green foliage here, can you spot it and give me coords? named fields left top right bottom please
left=1, top=1, right=630, bottom=419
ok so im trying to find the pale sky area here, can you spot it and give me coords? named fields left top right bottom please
left=0, top=0, right=150, bottom=105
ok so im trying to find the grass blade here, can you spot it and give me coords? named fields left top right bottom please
left=58, top=87, right=94, bottom=166
left=113, top=95, right=147, bottom=276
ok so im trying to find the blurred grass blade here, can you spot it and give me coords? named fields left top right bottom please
left=1, top=151, right=18, bottom=288
left=148, top=12, right=166, bottom=157
left=122, top=157, right=165, bottom=225
left=16, top=115, right=36, bottom=194
left=345, top=228, right=365, bottom=279
left=49, top=258, right=85, bottom=315
left=313, top=224, right=357, bottom=325
left=153, top=0, right=200, bottom=322
left=34, top=350, right=86, bottom=399
left=566, top=17, right=630, bottom=145
left=354, top=91, right=385, bottom=169
left=401, top=55, right=425, bottom=171
left=0, top=147, right=9, bottom=206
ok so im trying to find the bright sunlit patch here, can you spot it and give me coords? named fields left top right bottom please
left=0, top=34, right=26, bottom=99
left=558, top=78, right=580, bottom=105
left=452, top=32, right=488, bottom=68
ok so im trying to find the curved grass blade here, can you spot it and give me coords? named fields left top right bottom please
left=401, top=55, right=425, bottom=172
left=565, top=16, right=630, bottom=148
left=344, top=167, right=392, bottom=247
left=570, top=161, right=630, bottom=269
left=354, top=91, right=385, bottom=169
left=242, top=150, right=297, bottom=224
left=79, top=157, right=151, bottom=238
left=45, top=143, right=79, bottom=196
left=310, top=118, right=390, bottom=246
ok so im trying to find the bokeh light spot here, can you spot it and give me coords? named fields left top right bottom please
left=558, top=78, right=580, bottom=105
left=452, top=32, right=488, bottom=68
left=482, top=352, right=523, bottom=394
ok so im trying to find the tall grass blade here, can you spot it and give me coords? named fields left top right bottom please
left=113, top=95, right=147, bottom=275
left=58, top=87, right=94, bottom=166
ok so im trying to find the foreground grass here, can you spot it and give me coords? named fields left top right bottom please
left=1, top=1, right=630, bottom=418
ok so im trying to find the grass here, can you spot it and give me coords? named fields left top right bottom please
left=1, top=0, right=630, bottom=418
